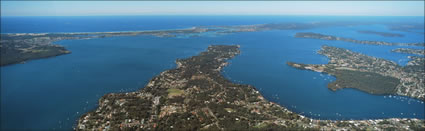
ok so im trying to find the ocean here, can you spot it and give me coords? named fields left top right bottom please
left=1, top=16, right=424, bottom=130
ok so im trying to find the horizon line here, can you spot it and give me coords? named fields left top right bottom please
left=2, top=14, right=425, bottom=17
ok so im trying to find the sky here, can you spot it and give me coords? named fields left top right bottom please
left=1, top=1, right=424, bottom=16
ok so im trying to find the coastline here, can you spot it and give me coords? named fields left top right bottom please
left=2, top=23, right=424, bottom=66
left=287, top=45, right=425, bottom=101
left=77, top=45, right=424, bottom=130
left=1, top=22, right=423, bottom=130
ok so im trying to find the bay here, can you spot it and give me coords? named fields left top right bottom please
left=1, top=16, right=424, bottom=130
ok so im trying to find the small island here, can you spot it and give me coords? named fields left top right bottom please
left=77, top=45, right=424, bottom=130
left=295, top=32, right=424, bottom=46
left=287, top=45, right=424, bottom=101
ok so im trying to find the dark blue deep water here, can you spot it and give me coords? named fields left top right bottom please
left=1, top=16, right=424, bottom=130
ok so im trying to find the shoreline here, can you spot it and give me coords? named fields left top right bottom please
left=3, top=23, right=424, bottom=67
left=76, top=45, right=424, bottom=130
left=1, top=23, right=423, bottom=130
left=287, top=45, right=425, bottom=101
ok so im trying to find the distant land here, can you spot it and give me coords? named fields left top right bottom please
left=76, top=45, right=424, bottom=130
left=1, top=22, right=424, bottom=102
left=357, top=30, right=404, bottom=37
left=287, top=45, right=425, bottom=101
left=1, top=20, right=424, bottom=130
left=0, top=27, right=210, bottom=66
left=2, top=22, right=424, bottom=66
left=392, top=48, right=425, bottom=56
left=388, top=23, right=425, bottom=34
left=294, top=32, right=424, bottom=47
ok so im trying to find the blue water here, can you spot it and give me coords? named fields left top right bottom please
left=1, top=16, right=424, bottom=130
left=2, top=15, right=424, bottom=33
left=221, top=30, right=424, bottom=120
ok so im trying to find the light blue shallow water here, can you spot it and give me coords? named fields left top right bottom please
left=1, top=16, right=424, bottom=130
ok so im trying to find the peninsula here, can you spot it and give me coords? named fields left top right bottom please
left=77, top=45, right=424, bottom=130
left=392, top=48, right=425, bottom=56
left=0, top=34, right=73, bottom=66
left=0, top=27, right=210, bottom=66
left=287, top=45, right=424, bottom=100
left=295, top=32, right=424, bottom=46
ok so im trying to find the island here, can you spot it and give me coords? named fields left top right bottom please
left=77, top=45, right=424, bottom=130
left=287, top=45, right=424, bottom=101
left=357, top=30, right=404, bottom=37
left=295, top=32, right=424, bottom=46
